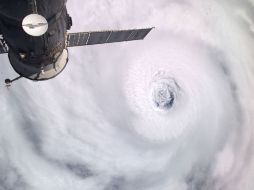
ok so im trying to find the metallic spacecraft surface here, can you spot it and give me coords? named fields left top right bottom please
left=0, top=0, right=153, bottom=85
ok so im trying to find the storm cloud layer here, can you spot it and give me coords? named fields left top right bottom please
left=0, top=0, right=254, bottom=190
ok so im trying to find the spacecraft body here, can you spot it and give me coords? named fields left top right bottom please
left=0, top=0, right=69, bottom=80
left=0, top=0, right=153, bottom=83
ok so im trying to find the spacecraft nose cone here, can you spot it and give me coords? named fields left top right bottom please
left=22, top=14, right=48, bottom=37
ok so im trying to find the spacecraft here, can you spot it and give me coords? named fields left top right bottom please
left=0, top=0, right=153, bottom=86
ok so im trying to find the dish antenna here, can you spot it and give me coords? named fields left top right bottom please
left=22, top=14, right=48, bottom=36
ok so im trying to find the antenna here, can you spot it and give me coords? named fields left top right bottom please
left=22, top=14, right=48, bottom=36
left=5, top=76, right=23, bottom=87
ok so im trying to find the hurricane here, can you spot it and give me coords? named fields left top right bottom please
left=0, top=0, right=254, bottom=190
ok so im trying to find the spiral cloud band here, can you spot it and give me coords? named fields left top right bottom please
left=0, top=0, right=254, bottom=190
left=123, top=34, right=238, bottom=142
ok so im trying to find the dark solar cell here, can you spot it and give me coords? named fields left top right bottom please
left=87, top=31, right=111, bottom=45
left=107, top=30, right=133, bottom=43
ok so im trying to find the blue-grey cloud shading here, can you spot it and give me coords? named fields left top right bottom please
left=0, top=0, right=254, bottom=190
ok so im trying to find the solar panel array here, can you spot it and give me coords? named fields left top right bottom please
left=67, top=28, right=154, bottom=47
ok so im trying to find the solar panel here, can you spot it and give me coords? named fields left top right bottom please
left=126, top=28, right=153, bottom=41
left=67, top=32, right=90, bottom=47
left=0, top=35, right=9, bottom=54
left=87, top=31, right=111, bottom=45
left=67, top=27, right=154, bottom=47
left=106, top=30, right=133, bottom=43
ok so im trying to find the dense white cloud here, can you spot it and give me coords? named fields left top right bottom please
left=0, top=0, right=254, bottom=190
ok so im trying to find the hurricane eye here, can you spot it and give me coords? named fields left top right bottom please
left=153, top=83, right=175, bottom=109
left=150, top=72, right=180, bottom=112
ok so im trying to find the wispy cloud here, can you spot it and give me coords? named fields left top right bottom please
left=0, top=0, right=253, bottom=190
